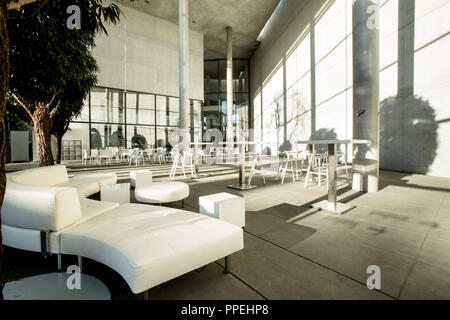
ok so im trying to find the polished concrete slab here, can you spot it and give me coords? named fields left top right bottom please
left=2, top=165, right=449, bottom=300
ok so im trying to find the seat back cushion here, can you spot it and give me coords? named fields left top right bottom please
left=9, top=165, right=69, bottom=186
left=2, top=182, right=82, bottom=231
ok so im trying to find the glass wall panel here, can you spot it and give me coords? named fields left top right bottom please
left=204, top=60, right=219, bottom=94
left=127, top=125, right=155, bottom=149
left=65, top=86, right=203, bottom=157
left=73, top=97, right=90, bottom=122
left=168, top=97, right=179, bottom=127
left=156, top=96, right=167, bottom=126
left=126, top=92, right=155, bottom=125
left=90, top=123, right=125, bottom=149
left=63, top=122, right=90, bottom=152
left=91, top=88, right=124, bottom=124
left=234, top=60, right=249, bottom=93
left=262, top=67, right=284, bottom=153
left=203, top=59, right=250, bottom=137
left=156, top=127, right=176, bottom=148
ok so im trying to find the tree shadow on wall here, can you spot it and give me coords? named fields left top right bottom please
left=380, top=95, right=438, bottom=174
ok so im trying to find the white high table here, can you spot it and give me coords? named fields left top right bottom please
left=296, top=139, right=369, bottom=215
left=219, top=141, right=271, bottom=191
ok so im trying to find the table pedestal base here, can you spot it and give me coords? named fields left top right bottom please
left=227, top=184, right=256, bottom=191
left=311, top=200, right=356, bottom=215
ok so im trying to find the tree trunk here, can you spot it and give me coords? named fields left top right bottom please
left=0, top=0, right=9, bottom=300
left=55, top=134, right=62, bottom=164
left=33, top=106, right=54, bottom=167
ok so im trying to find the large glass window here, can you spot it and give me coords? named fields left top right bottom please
left=168, top=97, right=179, bottom=127
left=126, top=92, right=155, bottom=125
left=73, top=96, right=90, bottom=122
left=90, top=123, right=125, bottom=149
left=203, top=59, right=250, bottom=135
left=64, top=122, right=90, bottom=152
left=156, top=96, right=167, bottom=126
left=127, top=125, right=155, bottom=149
left=91, top=88, right=124, bottom=123
left=66, top=86, right=201, bottom=154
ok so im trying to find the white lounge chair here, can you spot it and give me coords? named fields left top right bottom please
left=1, top=165, right=243, bottom=296
left=133, top=170, right=189, bottom=207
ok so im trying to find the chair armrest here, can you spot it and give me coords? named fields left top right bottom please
left=2, top=182, right=82, bottom=232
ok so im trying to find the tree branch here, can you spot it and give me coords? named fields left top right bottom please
left=10, top=92, right=33, bottom=120
left=7, top=0, right=37, bottom=11
left=49, top=91, right=63, bottom=119
left=45, top=88, right=61, bottom=109
left=7, top=0, right=45, bottom=20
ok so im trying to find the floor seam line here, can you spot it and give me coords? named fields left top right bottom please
left=243, top=230, right=396, bottom=300
left=396, top=195, right=446, bottom=299
left=214, top=261, right=268, bottom=300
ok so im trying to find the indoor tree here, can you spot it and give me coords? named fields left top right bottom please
left=52, top=61, right=98, bottom=164
left=0, top=0, right=40, bottom=301
left=7, top=0, right=120, bottom=166
left=0, top=0, right=122, bottom=299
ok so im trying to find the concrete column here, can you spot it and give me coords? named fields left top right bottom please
left=179, top=0, right=190, bottom=150
left=226, top=26, right=234, bottom=145
left=352, top=0, right=380, bottom=192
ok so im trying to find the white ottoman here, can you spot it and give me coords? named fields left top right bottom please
left=199, top=193, right=245, bottom=227
left=133, top=170, right=189, bottom=206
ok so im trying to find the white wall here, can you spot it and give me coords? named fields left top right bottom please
left=250, top=0, right=450, bottom=177
left=92, top=3, right=204, bottom=100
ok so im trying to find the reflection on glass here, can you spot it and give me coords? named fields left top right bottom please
left=156, top=96, right=167, bottom=126
left=168, top=97, right=179, bottom=127
left=127, top=126, right=154, bottom=149
left=74, top=97, right=90, bottom=122
left=67, top=86, right=202, bottom=151
left=64, top=122, right=90, bottom=151
left=203, top=59, right=250, bottom=135
left=91, top=88, right=124, bottom=123
left=126, top=93, right=155, bottom=125
left=90, top=124, right=125, bottom=149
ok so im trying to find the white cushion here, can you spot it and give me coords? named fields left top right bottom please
left=8, top=165, right=69, bottom=186
left=48, top=198, right=120, bottom=253
left=199, top=193, right=246, bottom=227
left=71, top=172, right=117, bottom=187
left=2, top=181, right=82, bottom=231
left=59, top=203, right=244, bottom=293
left=1, top=224, right=41, bottom=253
left=57, top=180, right=99, bottom=198
left=101, top=183, right=130, bottom=204
left=135, top=182, right=189, bottom=204
left=58, top=172, right=118, bottom=198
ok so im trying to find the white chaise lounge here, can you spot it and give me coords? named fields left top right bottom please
left=1, top=165, right=244, bottom=296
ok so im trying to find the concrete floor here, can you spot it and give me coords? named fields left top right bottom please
left=2, top=164, right=450, bottom=300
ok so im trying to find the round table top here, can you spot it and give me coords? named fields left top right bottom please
left=3, top=272, right=110, bottom=300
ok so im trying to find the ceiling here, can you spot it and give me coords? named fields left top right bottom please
left=119, top=0, right=280, bottom=59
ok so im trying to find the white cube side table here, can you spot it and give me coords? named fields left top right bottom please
left=199, top=192, right=245, bottom=227
left=101, top=183, right=130, bottom=204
